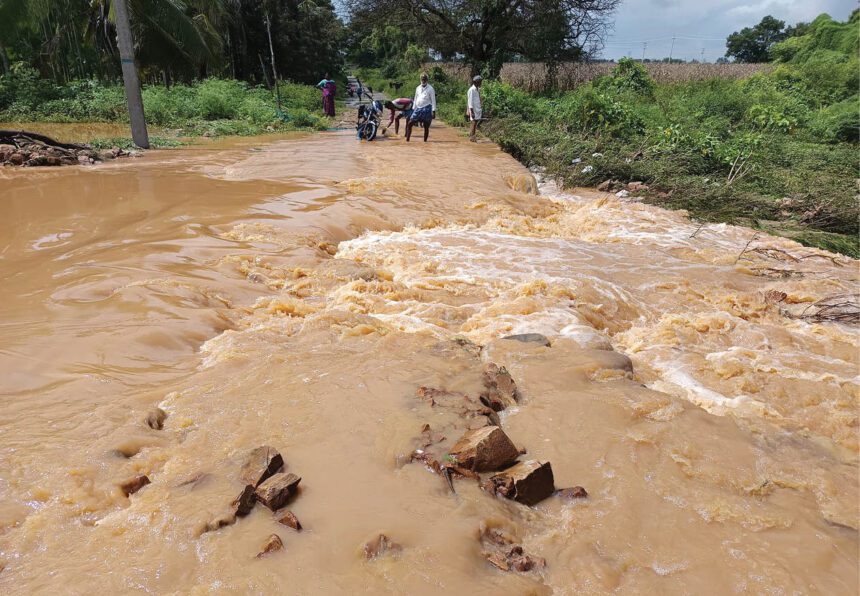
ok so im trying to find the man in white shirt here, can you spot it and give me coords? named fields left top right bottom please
left=406, top=72, right=436, bottom=142
left=467, top=75, right=483, bottom=142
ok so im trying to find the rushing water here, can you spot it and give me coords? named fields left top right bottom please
left=0, top=125, right=857, bottom=594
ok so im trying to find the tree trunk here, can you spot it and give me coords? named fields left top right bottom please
left=0, top=45, right=9, bottom=75
left=113, top=0, right=150, bottom=149
left=264, top=8, right=281, bottom=110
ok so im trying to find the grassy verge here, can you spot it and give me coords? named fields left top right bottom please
left=0, top=74, right=338, bottom=143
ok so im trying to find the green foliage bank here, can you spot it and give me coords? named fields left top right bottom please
left=0, top=71, right=331, bottom=137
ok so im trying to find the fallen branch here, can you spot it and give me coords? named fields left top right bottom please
left=734, top=232, right=760, bottom=265
left=689, top=222, right=706, bottom=239
left=792, top=293, right=860, bottom=325
left=0, top=129, right=89, bottom=151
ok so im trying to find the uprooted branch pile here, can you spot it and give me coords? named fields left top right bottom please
left=0, top=130, right=131, bottom=167
left=793, top=293, right=860, bottom=325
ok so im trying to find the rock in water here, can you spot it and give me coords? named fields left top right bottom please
left=483, top=461, right=554, bottom=506
left=276, top=510, right=302, bottom=531
left=556, top=486, right=588, bottom=500
left=202, top=513, right=237, bottom=534
left=480, top=363, right=520, bottom=410
left=502, top=172, right=539, bottom=194
left=448, top=426, right=519, bottom=472
left=233, top=485, right=257, bottom=517
left=257, top=534, right=284, bottom=557
left=240, top=446, right=284, bottom=487
left=502, top=333, right=551, bottom=347
left=255, top=473, right=301, bottom=511
left=119, top=475, right=150, bottom=497
left=363, top=534, right=402, bottom=560
left=145, top=408, right=167, bottom=430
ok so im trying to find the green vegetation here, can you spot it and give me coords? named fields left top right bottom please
left=0, top=0, right=348, bottom=141
left=0, top=70, right=332, bottom=136
left=368, top=11, right=859, bottom=256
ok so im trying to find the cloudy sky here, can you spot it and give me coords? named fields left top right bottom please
left=601, top=0, right=857, bottom=61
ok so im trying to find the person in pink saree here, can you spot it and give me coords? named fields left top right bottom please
left=317, top=73, right=336, bottom=117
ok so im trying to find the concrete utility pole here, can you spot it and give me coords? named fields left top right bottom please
left=641, top=42, right=647, bottom=61
left=114, top=0, right=150, bottom=149
left=669, top=36, right=676, bottom=62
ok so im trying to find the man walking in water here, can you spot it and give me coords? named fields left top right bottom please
left=467, top=75, right=483, bottom=142
left=406, top=72, right=436, bottom=142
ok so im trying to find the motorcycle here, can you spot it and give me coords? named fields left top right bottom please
left=355, top=86, right=383, bottom=141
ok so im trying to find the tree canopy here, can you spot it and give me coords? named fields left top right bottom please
left=725, top=15, right=788, bottom=63
left=0, top=0, right=345, bottom=84
left=345, top=0, right=621, bottom=76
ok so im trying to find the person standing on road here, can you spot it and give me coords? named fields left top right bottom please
left=406, top=72, right=436, bottom=142
left=316, top=73, right=337, bottom=117
left=467, top=75, right=483, bottom=142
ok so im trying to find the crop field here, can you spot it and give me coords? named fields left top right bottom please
left=433, top=61, right=774, bottom=92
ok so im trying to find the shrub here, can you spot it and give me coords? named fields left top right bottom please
left=598, top=57, right=655, bottom=96
left=808, top=99, right=860, bottom=143
left=481, top=81, right=544, bottom=120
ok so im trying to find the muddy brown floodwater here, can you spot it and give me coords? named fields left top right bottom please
left=0, top=124, right=857, bottom=594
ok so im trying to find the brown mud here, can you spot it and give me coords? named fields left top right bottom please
left=0, top=123, right=857, bottom=594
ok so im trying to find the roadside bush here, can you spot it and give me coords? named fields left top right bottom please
left=481, top=81, right=544, bottom=120
left=597, top=57, right=655, bottom=96
left=0, top=74, right=329, bottom=135
left=808, top=99, right=860, bottom=143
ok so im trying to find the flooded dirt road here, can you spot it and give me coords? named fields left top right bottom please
left=0, top=125, right=857, bottom=594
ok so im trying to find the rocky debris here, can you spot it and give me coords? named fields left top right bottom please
left=416, top=423, right=446, bottom=450
left=363, top=534, right=402, bottom=560
left=480, top=363, right=519, bottom=411
left=0, top=130, right=122, bottom=168
left=765, top=289, right=788, bottom=304
left=502, top=333, right=551, bottom=347
left=615, top=189, right=630, bottom=198
left=276, top=510, right=302, bottom=531
left=240, top=446, right=284, bottom=487
left=597, top=179, right=621, bottom=192
left=233, top=485, right=257, bottom=517
left=255, top=472, right=301, bottom=511
left=416, top=386, right=500, bottom=427
left=555, top=486, right=588, bottom=500
left=119, top=474, right=151, bottom=497
left=257, top=534, right=284, bottom=557
left=627, top=181, right=649, bottom=193
left=479, top=523, right=546, bottom=574
left=202, top=513, right=237, bottom=534
left=482, top=461, right=555, bottom=506
left=448, top=427, right=519, bottom=472
left=145, top=408, right=167, bottom=430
